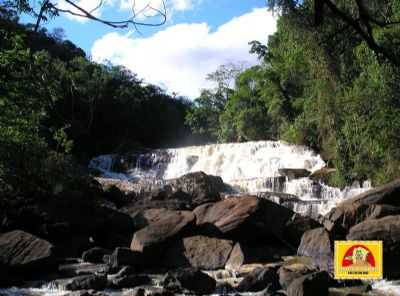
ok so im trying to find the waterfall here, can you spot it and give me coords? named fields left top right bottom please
left=89, top=141, right=371, bottom=217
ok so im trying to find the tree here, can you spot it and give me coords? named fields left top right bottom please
left=3, top=0, right=167, bottom=32
left=185, top=63, right=243, bottom=141
left=267, top=0, right=400, bottom=66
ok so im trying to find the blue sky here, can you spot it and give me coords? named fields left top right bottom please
left=33, top=0, right=277, bottom=98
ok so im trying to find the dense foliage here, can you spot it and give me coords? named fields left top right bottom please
left=0, top=12, right=192, bottom=197
left=186, top=0, right=400, bottom=186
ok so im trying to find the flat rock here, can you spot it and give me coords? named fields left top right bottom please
left=55, top=275, right=108, bottom=291
left=59, top=263, right=109, bottom=277
left=278, top=168, right=311, bottom=179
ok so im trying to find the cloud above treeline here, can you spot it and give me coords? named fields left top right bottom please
left=91, top=7, right=277, bottom=98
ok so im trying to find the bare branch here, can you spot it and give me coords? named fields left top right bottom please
left=35, top=0, right=167, bottom=31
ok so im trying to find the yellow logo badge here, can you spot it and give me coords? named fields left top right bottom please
left=334, top=241, right=383, bottom=279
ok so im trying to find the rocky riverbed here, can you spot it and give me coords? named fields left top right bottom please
left=1, top=170, right=400, bottom=295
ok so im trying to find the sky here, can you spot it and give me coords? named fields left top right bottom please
left=37, top=0, right=277, bottom=98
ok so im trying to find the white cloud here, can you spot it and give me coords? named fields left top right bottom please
left=91, top=8, right=277, bottom=98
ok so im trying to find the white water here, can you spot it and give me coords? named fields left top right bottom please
left=89, top=141, right=371, bottom=216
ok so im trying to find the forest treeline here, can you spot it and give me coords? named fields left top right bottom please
left=0, top=8, right=195, bottom=197
left=186, top=0, right=400, bottom=186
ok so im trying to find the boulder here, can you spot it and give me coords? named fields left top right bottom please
left=127, top=208, right=190, bottom=231
left=278, top=260, right=317, bottom=289
left=287, top=271, right=331, bottom=296
left=193, top=195, right=294, bottom=244
left=55, top=275, right=108, bottom=291
left=325, top=203, right=400, bottom=234
left=163, top=268, right=216, bottom=294
left=122, top=172, right=225, bottom=211
left=225, top=242, right=292, bottom=271
left=164, top=235, right=234, bottom=270
left=297, top=228, right=333, bottom=272
left=82, top=247, right=112, bottom=264
left=236, top=265, right=281, bottom=292
left=283, top=214, right=321, bottom=247
left=108, top=248, right=145, bottom=268
left=346, top=215, right=400, bottom=278
left=167, top=171, right=225, bottom=206
left=130, top=211, right=195, bottom=258
left=0, top=230, right=56, bottom=274
left=278, top=169, right=311, bottom=179
left=325, top=179, right=400, bottom=232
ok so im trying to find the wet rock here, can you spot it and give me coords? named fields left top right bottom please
left=236, top=265, right=281, bottom=292
left=193, top=195, right=294, bottom=244
left=225, top=242, right=291, bottom=271
left=110, top=273, right=151, bottom=289
left=82, top=247, right=112, bottom=263
left=66, top=291, right=107, bottom=296
left=164, top=235, right=234, bottom=270
left=129, top=286, right=168, bottom=296
left=0, top=230, right=56, bottom=274
left=278, top=168, right=311, bottom=179
left=59, top=263, right=109, bottom=277
left=109, top=247, right=145, bottom=268
left=130, top=210, right=195, bottom=258
left=287, top=271, right=331, bottom=296
left=346, top=215, right=400, bottom=278
left=328, top=285, right=371, bottom=296
left=55, top=275, right=108, bottom=291
left=297, top=228, right=333, bottom=272
left=309, top=167, right=336, bottom=184
left=163, top=267, right=216, bottom=294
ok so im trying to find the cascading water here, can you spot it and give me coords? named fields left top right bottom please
left=89, top=141, right=371, bottom=217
